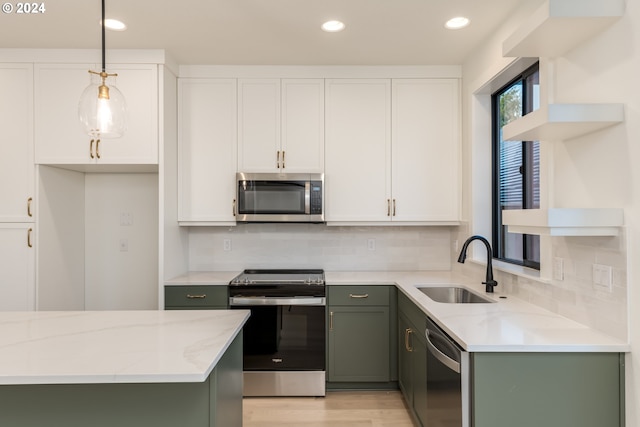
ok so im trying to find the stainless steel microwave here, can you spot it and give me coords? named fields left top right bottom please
left=236, top=173, right=324, bottom=223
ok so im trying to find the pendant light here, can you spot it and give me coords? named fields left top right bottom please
left=78, top=0, right=126, bottom=138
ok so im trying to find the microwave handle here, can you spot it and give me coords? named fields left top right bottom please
left=305, top=181, right=311, bottom=214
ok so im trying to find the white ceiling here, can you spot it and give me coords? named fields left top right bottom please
left=0, top=0, right=533, bottom=65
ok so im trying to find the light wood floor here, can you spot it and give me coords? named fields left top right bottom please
left=243, top=390, right=416, bottom=426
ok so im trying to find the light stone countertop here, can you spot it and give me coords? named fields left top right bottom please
left=165, top=270, right=629, bottom=353
left=165, top=271, right=240, bottom=285
left=0, top=310, right=249, bottom=385
left=326, top=271, right=630, bottom=353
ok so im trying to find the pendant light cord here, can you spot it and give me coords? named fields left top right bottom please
left=101, top=0, right=106, bottom=73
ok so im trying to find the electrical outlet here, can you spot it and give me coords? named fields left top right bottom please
left=367, top=238, right=376, bottom=251
left=553, top=257, right=564, bottom=281
left=119, top=238, right=129, bottom=252
left=223, top=239, right=232, bottom=252
left=453, top=239, right=459, bottom=253
left=593, top=264, right=613, bottom=291
left=120, top=212, right=133, bottom=226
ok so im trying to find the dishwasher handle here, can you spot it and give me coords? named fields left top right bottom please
left=425, top=329, right=461, bottom=374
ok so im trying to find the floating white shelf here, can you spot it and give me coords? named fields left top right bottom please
left=502, top=0, right=624, bottom=58
left=502, top=103, right=624, bottom=142
left=502, top=208, right=623, bottom=236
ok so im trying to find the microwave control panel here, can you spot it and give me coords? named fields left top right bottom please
left=310, top=181, right=323, bottom=214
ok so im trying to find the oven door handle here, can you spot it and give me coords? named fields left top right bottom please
left=229, top=296, right=326, bottom=306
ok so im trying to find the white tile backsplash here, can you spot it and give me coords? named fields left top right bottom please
left=458, top=234, right=628, bottom=340
left=188, top=224, right=453, bottom=272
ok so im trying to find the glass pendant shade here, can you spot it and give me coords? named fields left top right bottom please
left=78, top=71, right=127, bottom=138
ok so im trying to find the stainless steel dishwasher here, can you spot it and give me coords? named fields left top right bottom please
left=425, top=317, right=470, bottom=427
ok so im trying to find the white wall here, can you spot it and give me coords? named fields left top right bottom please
left=85, top=173, right=159, bottom=310
left=188, top=225, right=453, bottom=272
left=460, top=1, right=638, bottom=424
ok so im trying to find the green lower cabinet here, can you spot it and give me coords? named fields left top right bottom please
left=164, top=285, right=228, bottom=310
left=328, top=305, right=391, bottom=382
left=471, top=352, right=624, bottom=427
left=326, top=285, right=397, bottom=387
left=398, top=300, right=428, bottom=427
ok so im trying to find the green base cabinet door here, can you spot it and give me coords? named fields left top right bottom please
left=327, top=285, right=397, bottom=384
left=328, top=305, right=391, bottom=382
left=398, top=293, right=428, bottom=427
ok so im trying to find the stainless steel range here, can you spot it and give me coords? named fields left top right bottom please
left=229, top=269, right=326, bottom=397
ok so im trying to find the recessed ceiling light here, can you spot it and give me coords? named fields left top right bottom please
left=445, top=17, right=470, bottom=30
left=104, top=18, right=127, bottom=31
left=322, top=20, right=345, bottom=33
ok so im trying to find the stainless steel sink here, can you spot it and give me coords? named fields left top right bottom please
left=417, top=286, right=495, bottom=304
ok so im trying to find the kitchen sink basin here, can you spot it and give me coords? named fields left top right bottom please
left=416, top=286, right=495, bottom=304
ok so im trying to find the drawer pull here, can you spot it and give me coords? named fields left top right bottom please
left=349, top=293, right=369, bottom=299
left=186, top=294, right=207, bottom=299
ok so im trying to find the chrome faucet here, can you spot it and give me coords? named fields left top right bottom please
left=457, top=235, right=498, bottom=293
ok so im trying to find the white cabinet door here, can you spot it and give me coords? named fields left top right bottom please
left=238, top=79, right=324, bottom=173
left=325, top=79, right=391, bottom=222
left=0, top=63, right=34, bottom=223
left=237, top=79, right=281, bottom=172
left=178, top=78, right=237, bottom=223
left=281, top=79, right=324, bottom=173
left=34, top=63, right=158, bottom=165
left=391, top=79, right=460, bottom=222
left=0, top=224, right=35, bottom=311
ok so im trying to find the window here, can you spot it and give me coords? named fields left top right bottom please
left=492, top=63, right=540, bottom=269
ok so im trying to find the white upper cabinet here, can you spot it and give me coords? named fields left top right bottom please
left=178, top=78, right=238, bottom=224
left=391, top=79, right=460, bottom=222
left=281, top=79, right=324, bottom=172
left=325, top=78, right=460, bottom=224
left=325, top=79, right=392, bottom=222
left=0, top=63, right=34, bottom=223
left=0, top=224, right=35, bottom=311
left=34, top=63, right=158, bottom=167
left=238, top=78, right=324, bottom=173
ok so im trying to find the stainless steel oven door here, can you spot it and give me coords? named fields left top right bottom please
left=229, top=296, right=326, bottom=396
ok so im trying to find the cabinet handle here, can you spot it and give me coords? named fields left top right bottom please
left=282, top=150, right=285, bottom=169
left=27, top=197, right=33, bottom=217
left=27, top=228, right=33, bottom=248
left=90, top=139, right=95, bottom=159
left=96, top=139, right=101, bottom=159
left=330, top=311, right=334, bottom=331
left=232, top=199, right=236, bottom=217
left=405, top=328, right=413, bottom=352
left=349, top=293, right=369, bottom=299
left=387, top=199, right=391, bottom=216
left=186, top=294, right=207, bottom=299
left=276, top=151, right=281, bottom=169
left=393, top=199, right=396, bottom=217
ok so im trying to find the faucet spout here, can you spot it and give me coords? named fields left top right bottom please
left=457, top=235, right=498, bottom=293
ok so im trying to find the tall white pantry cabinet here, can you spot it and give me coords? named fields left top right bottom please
left=0, top=50, right=172, bottom=312
left=0, top=63, right=36, bottom=310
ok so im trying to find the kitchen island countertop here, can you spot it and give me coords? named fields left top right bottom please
left=0, top=310, right=249, bottom=385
